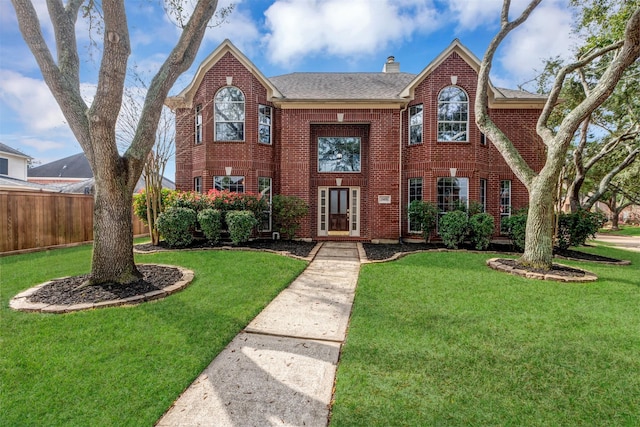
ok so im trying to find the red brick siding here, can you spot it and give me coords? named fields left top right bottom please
left=175, top=50, right=546, bottom=240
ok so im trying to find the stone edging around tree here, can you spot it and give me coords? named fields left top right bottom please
left=9, top=264, right=194, bottom=314
left=486, top=258, right=598, bottom=282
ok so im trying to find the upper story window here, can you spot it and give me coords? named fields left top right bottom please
left=437, top=86, right=468, bottom=142
left=195, top=104, right=203, bottom=144
left=259, top=105, right=272, bottom=145
left=214, top=87, right=244, bottom=141
left=409, top=104, right=423, bottom=145
left=0, top=158, right=8, bottom=175
left=318, top=137, right=361, bottom=172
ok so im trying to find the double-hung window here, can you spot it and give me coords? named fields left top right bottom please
left=214, top=176, right=245, bottom=193
left=438, top=86, right=468, bottom=142
left=409, top=104, right=423, bottom=145
left=194, top=176, right=202, bottom=193
left=259, top=105, right=272, bottom=144
left=214, top=87, right=244, bottom=141
left=408, top=178, right=423, bottom=233
left=0, top=158, right=7, bottom=175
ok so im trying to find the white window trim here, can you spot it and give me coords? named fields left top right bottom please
left=408, top=177, right=423, bottom=233
left=258, top=105, right=272, bottom=145
left=214, top=175, right=245, bottom=193
left=258, top=177, right=272, bottom=232
left=437, top=86, right=469, bottom=142
left=214, top=86, right=245, bottom=142
left=195, top=104, right=203, bottom=144
left=317, top=186, right=360, bottom=237
left=317, top=137, right=362, bottom=173
left=409, top=104, right=423, bottom=145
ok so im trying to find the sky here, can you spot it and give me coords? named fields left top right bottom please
left=0, top=0, right=580, bottom=179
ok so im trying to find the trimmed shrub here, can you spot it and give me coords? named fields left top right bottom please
left=557, top=209, right=606, bottom=250
left=439, top=210, right=468, bottom=249
left=156, top=207, right=196, bottom=248
left=408, top=200, right=439, bottom=241
left=226, top=210, right=258, bottom=245
left=468, top=213, right=494, bottom=250
left=197, top=208, right=222, bottom=244
left=272, top=195, right=309, bottom=240
left=502, top=210, right=528, bottom=252
left=133, top=188, right=173, bottom=224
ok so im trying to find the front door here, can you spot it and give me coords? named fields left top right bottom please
left=329, top=188, right=349, bottom=233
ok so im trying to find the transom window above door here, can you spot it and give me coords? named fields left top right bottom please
left=214, top=87, right=245, bottom=141
left=318, top=137, right=361, bottom=172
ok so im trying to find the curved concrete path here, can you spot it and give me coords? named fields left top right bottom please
left=592, top=233, right=640, bottom=253
left=156, top=241, right=362, bottom=427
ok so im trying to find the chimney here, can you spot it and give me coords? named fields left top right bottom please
left=383, top=55, right=400, bottom=73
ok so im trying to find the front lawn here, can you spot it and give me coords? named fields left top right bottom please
left=0, top=245, right=307, bottom=426
left=599, top=225, right=640, bottom=237
left=331, top=246, right=640, bottom=426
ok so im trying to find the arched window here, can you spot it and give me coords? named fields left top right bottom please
left=437, top=86, right=468, bottom=142
left=214, top=86, right=245, bottom=141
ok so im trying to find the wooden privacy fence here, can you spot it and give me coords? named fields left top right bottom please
left=1, top=190, right=147, bottom=253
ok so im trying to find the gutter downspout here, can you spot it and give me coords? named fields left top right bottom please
left=399, top=104, right=408, bottom=243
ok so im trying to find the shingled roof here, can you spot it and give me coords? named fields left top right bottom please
left=27, top=152, right=93, bottom=178
left=269, top=72, right=416, bottom=100
left=0, top=142, right=30, bottom=158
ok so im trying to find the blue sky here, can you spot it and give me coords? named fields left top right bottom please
left=0, top=0, right=578, bottom=179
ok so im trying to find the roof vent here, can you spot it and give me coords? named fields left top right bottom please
left=383, top=56, right=400, bottom=73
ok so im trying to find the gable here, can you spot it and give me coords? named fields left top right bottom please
left=166, top=39, right=282, bottom=110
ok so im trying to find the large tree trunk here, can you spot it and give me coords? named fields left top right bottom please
left=521, top=176, right=557, bottom=268
left=92, top=179, right=141, bottom=284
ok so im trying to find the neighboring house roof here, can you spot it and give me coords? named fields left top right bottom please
left=27, top=152, right=93, bottom=178
left=0, top=142, right=31, bottom=159
left=59, top=176, right=176, bottom=194
left=166, top=38, right=547, bottom=111
left=0, top=175, right=58, bottom=192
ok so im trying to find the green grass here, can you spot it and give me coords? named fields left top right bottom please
left=0, top=244, right=307, bottom=426
left=599, top=225, right=640, bottom=237
left=331, top=246, right=640, bottom=426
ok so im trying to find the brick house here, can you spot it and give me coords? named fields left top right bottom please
left=167, top=39, right=546, bottom=242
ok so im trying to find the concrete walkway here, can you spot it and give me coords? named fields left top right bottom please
left=156, top=241, right=361, bottom=427
left=592, top=233, right=640, bottom=253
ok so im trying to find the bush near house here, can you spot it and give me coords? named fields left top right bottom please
left=226, top=211, right=258, bottom=245
left=272, top=195, right=309, bottom=240
left=197, top=209, right=222, bottom=244
left=468, top=213, right=495, bottom=250
left=408, top=200, right=439, bottom=242
left=133, top=188, right=173, bottom=225
left=156, top=207, right=197, bottom=247
left=439, top=210, right=469, bottom=249
left=557, top=210, right=606, bottom=250
left=502, top=208, right=607, bottom=251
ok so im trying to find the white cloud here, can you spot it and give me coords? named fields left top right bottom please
left=446, top=0, right=538, bottom=32
left=263, top=0, right=440, bottom=67
left=19, top=137, right=66, bottom=152
left=497, top=0, right=578, bottom=88
left=0, top=69, right=67, bottom=132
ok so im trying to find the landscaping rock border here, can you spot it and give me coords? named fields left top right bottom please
left=486, top=258, right=598, bottom=282
left=9, top=264, right=194, bottom=314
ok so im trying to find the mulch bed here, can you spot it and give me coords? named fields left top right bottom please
left=27, top=265, right=183, bottom=306
left=494, top=258, right=588, bottom=278
left=135, top=238, right=318, bottom=258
